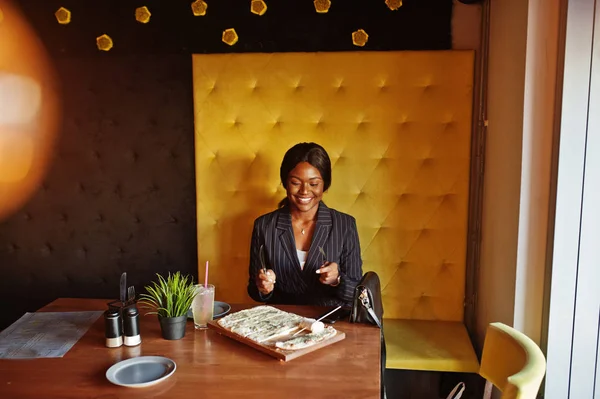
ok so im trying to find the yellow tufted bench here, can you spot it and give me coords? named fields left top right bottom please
left=192, top=51, right=479, bottom=373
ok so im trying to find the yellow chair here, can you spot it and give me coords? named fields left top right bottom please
left=479, top=323, right=546, bottom=399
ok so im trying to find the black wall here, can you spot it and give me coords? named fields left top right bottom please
left=16, top=0, right=452, bottom=55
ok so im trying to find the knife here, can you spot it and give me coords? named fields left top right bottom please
left=259, top=245, right=267, bottom=274
left=293, top=305, right=342, bottom=336
left=120, top=272, right=127, bottom=304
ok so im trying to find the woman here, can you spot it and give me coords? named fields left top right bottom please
left=247, top=142, right=363, bottom=307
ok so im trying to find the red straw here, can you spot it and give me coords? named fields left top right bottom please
left=204, top=260, right=209, bottom=288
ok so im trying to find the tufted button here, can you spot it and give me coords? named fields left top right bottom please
left=377, top=157, right=389, bottom=165
left=113, top=184, right=122, bottom=199
left=149, top=118, right=158, bottom=127
left=23, top=212, right=32, bottom=221
left=232, top=119, right=241, bottom=128
left=421, top=78, right=434, bottom=90
left=170, top=215, right=178, bottom=224
left=149, top=183, right=159, bottom=193
left=129, top=150, right=139, bottom=163
left=92, top=150, right=101, bottom=161
left=133, top=215, right=141, bottom=224
left=357, top=121, right=369, bottom=131
left=41, top=243, right=53, bottom=256
left=293, top=81, right=303, bottom=91
left=169, top=150, right=178, bottom=159
left=7, top=243, right=19, bottom=253
left=96, top=213, right=105, bottom=223
left=78, top=182, right=86, bottom=193
left=443, top=120, right=455, bottom=130
left=422, top=157, right=433, bottom=165
left=77, top=246, right=88, bottom=259
left=59, top=213, right=68, bottom=222
left=42, top=182, right=49, bottom=192
left=379, top=80, right=389, bottom=91
left=397, top=120, right=411, bottom=130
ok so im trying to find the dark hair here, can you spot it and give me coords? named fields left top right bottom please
left=278, top=142, right=332, bottom=208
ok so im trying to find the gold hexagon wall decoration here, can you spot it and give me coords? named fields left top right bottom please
left=222, top=28, right=239, bottom=46
left=191, top=0, right=208, bottom=16
left=96, top=34, right=114, bottom=51
left=385, top=0, right=403, bottom=11
left=314, top=0, right=331, bottom=13
left=55, top=7, right=71, bottom=25
left=135, top=6, right=151, bottom=23
left=352, top=29, right=369, bottom=47
left=251, top=0, right=267, bottom=16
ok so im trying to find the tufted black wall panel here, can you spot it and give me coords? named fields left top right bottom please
left=14, top=0, right=452, bottom=55
left=0, top=55, right=197, bottom=329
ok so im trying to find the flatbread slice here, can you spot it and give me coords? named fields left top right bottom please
left=275, top=326, right=337, bottom=351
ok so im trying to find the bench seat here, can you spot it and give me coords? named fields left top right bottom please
left=384, top=319, right=479, bottom=373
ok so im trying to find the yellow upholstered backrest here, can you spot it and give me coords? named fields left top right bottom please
left=193, top=51, right=474, bottom=321
left=479, top=323, right=546, bottom=399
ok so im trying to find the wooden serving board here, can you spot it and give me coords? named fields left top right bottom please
left=207, top=320, right=345, bottom=361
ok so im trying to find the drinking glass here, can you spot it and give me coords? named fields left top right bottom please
left=192, top=284, right=214, bottom=329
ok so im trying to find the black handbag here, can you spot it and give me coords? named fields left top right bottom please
left=350, top=271, right=384, bottom=327
left=350, top=272, right=386, bottom=399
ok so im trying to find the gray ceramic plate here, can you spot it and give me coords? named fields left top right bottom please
left=106, top=356, right=176, bottom=388
left=187, top=300, right=231, bottom=320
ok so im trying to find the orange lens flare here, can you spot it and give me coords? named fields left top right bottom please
left=0, top=1, right=60, bottom=220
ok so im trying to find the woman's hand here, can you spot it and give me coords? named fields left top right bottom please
left=317, top=262, right=340, bottom=286
left=256, top=269, right=276, bottom=295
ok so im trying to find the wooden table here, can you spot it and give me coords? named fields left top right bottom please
left=0, top=298, right=381, bottom=398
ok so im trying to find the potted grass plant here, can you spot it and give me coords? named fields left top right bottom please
left=140, top=272, right=197, bottom=340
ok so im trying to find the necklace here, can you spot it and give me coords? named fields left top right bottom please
left=293, top=218, right=315, bottom=236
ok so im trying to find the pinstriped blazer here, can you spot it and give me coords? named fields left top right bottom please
left=247, top=202, right=363, bottom=307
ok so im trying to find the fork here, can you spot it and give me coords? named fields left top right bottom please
left=318, top=246, right=327, bottom=264
left=127, top=286, right=135, bottom=304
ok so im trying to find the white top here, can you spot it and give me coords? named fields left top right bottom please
left=296, top=249, right=308, bottom=270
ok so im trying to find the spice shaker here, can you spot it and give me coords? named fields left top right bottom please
left=123, top=305, right=141, bottom=346
left=104, top=308, right=123, bottom=348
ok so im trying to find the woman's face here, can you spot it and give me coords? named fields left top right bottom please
left=286, top=162, right=324, bottom=213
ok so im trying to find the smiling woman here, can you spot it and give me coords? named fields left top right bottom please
left=247, top=142, right=363, bottom=307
